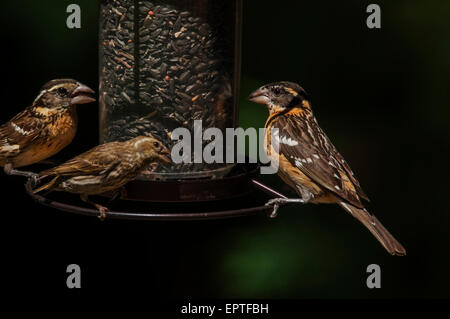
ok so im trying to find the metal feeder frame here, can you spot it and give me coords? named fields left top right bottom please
left=25, top=163, right=287, bottom=221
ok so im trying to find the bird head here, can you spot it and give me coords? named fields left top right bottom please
left=35, top=79, right=96, bottom=109
left=131, top=136, right=171, bottom=164
left=248, top=81, right=310, bottom=114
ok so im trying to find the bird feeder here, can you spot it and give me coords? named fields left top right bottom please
left=98, top=0, right=249, bottom=203
left=27, top=0, right=285, bottom=220
left=99, top=0, right=240, bottom=180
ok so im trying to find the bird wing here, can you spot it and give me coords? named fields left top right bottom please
left=271, top=113, right=369, bottom=208
left=0, top=109, right=43, bottom=157
left=40, top=142, right=123, bottom=177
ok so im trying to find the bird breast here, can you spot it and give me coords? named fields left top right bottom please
left=12, top=110, right=77, bottom=167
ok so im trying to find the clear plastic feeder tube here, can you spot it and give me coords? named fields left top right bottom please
left=99, top=0, right=241, bottom=180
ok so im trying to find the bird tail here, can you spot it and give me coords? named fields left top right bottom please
left=32, top=176, right=60, bottom=194
left=338, top=202, right=406, bottom=256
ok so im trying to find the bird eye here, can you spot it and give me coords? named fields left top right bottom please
left=153, top=142, right=160, bottom=148
left=273, top=87, right=283, bottom=96
left=57, top=87, right=68, bottom=96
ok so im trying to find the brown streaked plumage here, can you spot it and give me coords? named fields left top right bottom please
left=33, top=136, right=171, bottom=219
left=0, top=79, right=95, bottom=179
left=249, top=81, right=406, bottom=256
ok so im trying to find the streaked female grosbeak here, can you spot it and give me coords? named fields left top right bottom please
left=249, top=81, right=406, bottom=256
left=33, top=136, right=171, bottom=219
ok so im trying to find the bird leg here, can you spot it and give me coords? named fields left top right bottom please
left=4, top=163, right=39, bottom=185
left=265, top=198, right=306, bottom=219
left=80, top=194, right=109, bottom=221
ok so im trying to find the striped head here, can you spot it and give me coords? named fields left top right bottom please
left=34, top=79, right=96, bottom=110
left=249, top=81, right=310, bottom=114
left=128, top=136, right=171, bottom=164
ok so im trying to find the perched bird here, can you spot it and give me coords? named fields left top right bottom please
left=33, top=136, right=171, bottom=219
left=249, top=81, right=406, bottom=256
left=0, top=79, right=95, bottom=180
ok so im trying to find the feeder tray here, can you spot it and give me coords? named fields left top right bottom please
left=25, top=163, right=287, bottom=221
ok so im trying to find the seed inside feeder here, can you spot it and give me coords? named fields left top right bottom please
left=99, top=0, right=239, bottom=179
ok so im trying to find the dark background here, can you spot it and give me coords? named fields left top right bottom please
left=1, top=0, right=449, bottom=299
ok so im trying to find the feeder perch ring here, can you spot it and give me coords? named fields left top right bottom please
left=24, top=168, right=287, bottom=221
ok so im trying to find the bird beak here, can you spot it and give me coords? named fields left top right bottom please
left=248, top=88, right=270, bottom=105
left=160, top=149, right=172, bottom=164
left=71, top=83, right=96, bottom=105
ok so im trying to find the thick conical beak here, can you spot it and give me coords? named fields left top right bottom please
left=159, top=148, right=172, bottom=164
left=71, top=83, right=96, bottom=105
left=248, top=88, right=270, bottom=105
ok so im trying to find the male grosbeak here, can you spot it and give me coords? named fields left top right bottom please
left=249, top=81, right=406, bottom=256
left=0, top=79, right=95, bottom=180
left=33, top=136, right=171, bottom=219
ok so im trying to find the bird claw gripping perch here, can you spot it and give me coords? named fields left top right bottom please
left=97, top=208, right=108, bottom=221
left=265, top=198, right=284, bottom=218
left=265, top=198, right=306, bottom=219
left=29, top=173, right=39, bottom=188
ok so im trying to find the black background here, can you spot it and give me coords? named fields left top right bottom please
left=1, top=0, right=449, bottom=302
